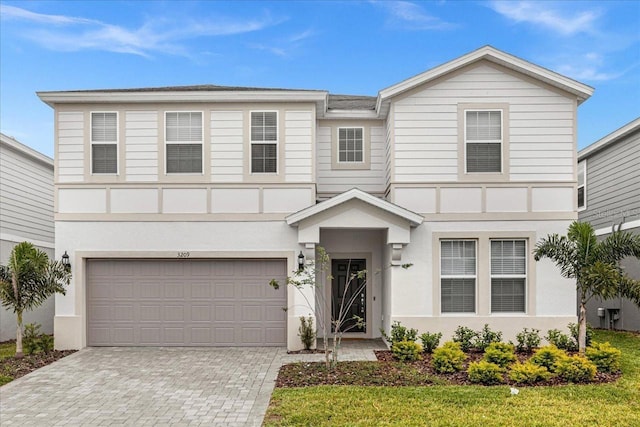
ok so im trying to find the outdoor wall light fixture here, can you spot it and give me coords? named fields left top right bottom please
left=297, top=251, right=305, bottom=271
left=61, top=251, right=71, bottom=271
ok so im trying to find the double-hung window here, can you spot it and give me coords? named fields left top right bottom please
left=165, top=112, right=203, bottom=174
left=491, top=240, right=526, bottom=313
left=577, top=160, right=586, bottom=210
left=440, top=240, right=476, bottom=313
left=251, top=111, right=278, bottom=173
left=465, top=110, right=502, bottom=173
left=91, top=112, right=118, bottom=174
left=338, top=127, right=364, bottom=163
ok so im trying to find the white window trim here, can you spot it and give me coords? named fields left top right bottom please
left=440, top=239, right=477, bottom=314
left=336, top=126, right=365, bottom=164
left=464, top=109, right=503, bottom=174
left=490, top=239, right=527, bottom=314
left=90, top=111, right=119, bottom=175
left=578, top=159, right=587, bottom=211
left=250, top=110, right=279, bottom=174
left=164, top=111, right=204, bottom=175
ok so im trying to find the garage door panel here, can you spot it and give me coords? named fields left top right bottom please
left=87, top=259, right=287, bottom=346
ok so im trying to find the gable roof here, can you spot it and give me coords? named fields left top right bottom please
left=377, top=45, right=594, bottom=113
left=579, top=117, right=640, bottom=160
left=286, top=188, right=423, bottom=226
left=0, top=132, right=53, bottom=168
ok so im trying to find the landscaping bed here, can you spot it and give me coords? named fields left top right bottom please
left=0, top=340, right=76, bottom=386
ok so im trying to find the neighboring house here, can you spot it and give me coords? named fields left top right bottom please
left=0, top=132, right=55, bottom=340
left=37, top=46, right=594, bottom=351
left=578, top=118, right=640, bottom=331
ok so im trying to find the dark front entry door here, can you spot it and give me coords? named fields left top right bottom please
left=331, top=259, right=366, bottom=333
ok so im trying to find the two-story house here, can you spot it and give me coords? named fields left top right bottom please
left=38, top=46, right=593, bottom=351
left=578, top=118, right=640, bottom=331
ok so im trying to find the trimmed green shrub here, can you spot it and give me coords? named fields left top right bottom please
left=39, top=334, right=54, bottom=354
left=556, top=355, right=597, bottom=383
left=585, top=341, right=622, bottom=373
left=545, top=329, right=575, bottom=351
left=508, top=361, right=552, bottom=385
left=298, top=316, right=316, bottom=350
left=419, top=332, right=442, bottom=353
left=467, top=360, right=504, bottom=385
left=432, top=341, right=467, bottom=373
left=474, top=324, right=503, bottom=351
left=530, top=345, right=568, bottom=372
left=483, top=342, right=516, bottom=368
left=391, top=340, right=423, bottom=362
left=514, top=328, right=541, bottom=353
left=569, top=322, right=594, bottom=348
left=382, top=321, right=418, bottom=346
left=452, top=326, right=479, bottom=352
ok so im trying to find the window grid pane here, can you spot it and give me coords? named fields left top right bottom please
left=467, top=143, right=501, bottom=173
left=466, top=110, right=502, bottom=173
left=166, top=112, right=202, bottom=142
left=251, top=112, right=277, bottom=142
left=441, top=240, right=476, bottom=313
left=466, top=111, right=501, bottom=140
left=491, top=278, right=526, bottom=312
left=442, top=278, right=476, bottom=313
left=251, top=143, right=277, bottom=173
left=338, top=127, right=363, bottom=163
left=166, top=144, right=202, bottom=173
left=491, top=239, right=526, bottom=312
left=92, top=112, right=117, bottom=142
left=92, top=144, right=117, bottom=174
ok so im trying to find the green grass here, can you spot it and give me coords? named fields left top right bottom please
left=264, top=330, right=640, bottom=426
left=0, top=341, right=16, bottom=385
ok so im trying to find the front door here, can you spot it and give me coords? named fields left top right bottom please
left=331, top=259, right=366, bottom=333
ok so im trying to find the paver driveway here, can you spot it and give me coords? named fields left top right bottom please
left=0, top=341, right=384, bottom=426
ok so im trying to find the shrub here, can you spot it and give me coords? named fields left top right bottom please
left=569, top=322, right=594, bottom=348
left=39, top=334, right=54, bottom=354
left=514, top=328, right=541, bottom=353
left=545, top=329, right=575, bottom=351
left=382, top=321, right=418, bottom=346
left=556, top=355, right=597, bottom=383
left=484, top=342, right=516, bottom=368
left=391, top=340, right=423, bottom=362
left=585, top=341, right=622, bottom=373
left=452, top=326, right=479, bottom=352
left=508, top=361, right=552, bottom=385
left=298, top=316, right=316, bottom=350
left=432, top=341, right=467, bottom=373
left=474, top=324, right=503, bottom=351
left=23, top=323, right=42, bottom=355
left=467, top=360, right=504, bottom=385
left=419, top=332, right=442, bottom=353
left=530, top=345, right=568, bottom=372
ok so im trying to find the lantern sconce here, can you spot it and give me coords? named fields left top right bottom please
left=297, top=251, right=305, bottom=272
left=61, top=251, right=71, bottom=271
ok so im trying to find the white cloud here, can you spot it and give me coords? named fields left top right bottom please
left=0, top=5, right=284, bottom=58
left=248, top=28, right=316, bottom=57
left=489, top=1, right=599, bottom=36
left=375, top=1, right=456, bottom=30
left=553, top=52, right=633, bottom=82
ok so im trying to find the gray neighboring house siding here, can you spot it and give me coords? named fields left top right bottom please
left=0, top=133, right=55, bottom=341
left=578, top=118, right=640, bottom=332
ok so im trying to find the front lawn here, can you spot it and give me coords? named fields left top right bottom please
left=0, top=340, right=76, bottom=386
left=264, top=330, right=640, bottom=426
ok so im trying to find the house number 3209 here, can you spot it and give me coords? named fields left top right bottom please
left=177, top=252, right=190, bottom=258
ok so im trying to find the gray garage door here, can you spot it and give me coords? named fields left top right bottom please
left=87, top=259, right=287, bottom=346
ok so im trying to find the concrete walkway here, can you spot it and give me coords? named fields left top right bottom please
left=0, top=340, right=386, bottom=426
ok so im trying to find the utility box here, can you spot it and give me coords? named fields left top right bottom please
left=597, top=307, right=606, bottom=317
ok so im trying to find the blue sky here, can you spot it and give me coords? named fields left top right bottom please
left=1, top=0, right=638, bottom=157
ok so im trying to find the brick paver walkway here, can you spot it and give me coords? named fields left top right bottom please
left=0, top=340, right=386, bottom=426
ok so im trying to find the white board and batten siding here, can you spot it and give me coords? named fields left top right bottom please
left=57, top=111, right=84, bottom=183
left=211, top=110, right=244, bottom=182
left=285, top=111, right=313, bottom=183
left=392, top=63, right=575, bottom=183
left=316, top=125, right=387, bottom=197
left=125, top=111, right=158, bottom=182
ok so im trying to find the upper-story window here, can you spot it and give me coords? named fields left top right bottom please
left=165, top=112, right=203, bottom=174
left=251, top=111, right=278, bottom=173
left=465, top=110, right=502, bottom=173
left=578, top=160, right=586, bottom=210
left=491, top=239, right=526, bottom=313
left=338, top=127, right=364, bottom=163
left=91, top=112, right=118, bottom=174
left=440, top=240, right=476, bottom=313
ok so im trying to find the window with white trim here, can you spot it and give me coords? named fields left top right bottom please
left=578, top=160, right=586, bottom=210
left=440, top=240, right=476, bottom=313
left=338, top=127, right=364, bottom=163
left=465, top=110, right=502, bottom=173
left=491, top=239, right=526, bottom=313
left=165, top=112, right=203, bottom=174
left=91, top=112, right=118, bottom=174
left=251, top=111, right=278, bottom=173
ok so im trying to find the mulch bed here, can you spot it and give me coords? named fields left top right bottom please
left=1, top=348, right=77, bottom=383
left=275, top=350, right=620, bottom=388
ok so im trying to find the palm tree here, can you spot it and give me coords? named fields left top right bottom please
left=534, top=221, right=640, bottom=353
left=0, top=242, right=71, bottom=358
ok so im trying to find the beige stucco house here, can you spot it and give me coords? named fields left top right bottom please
left=38, top=46, right=594, bottom=351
